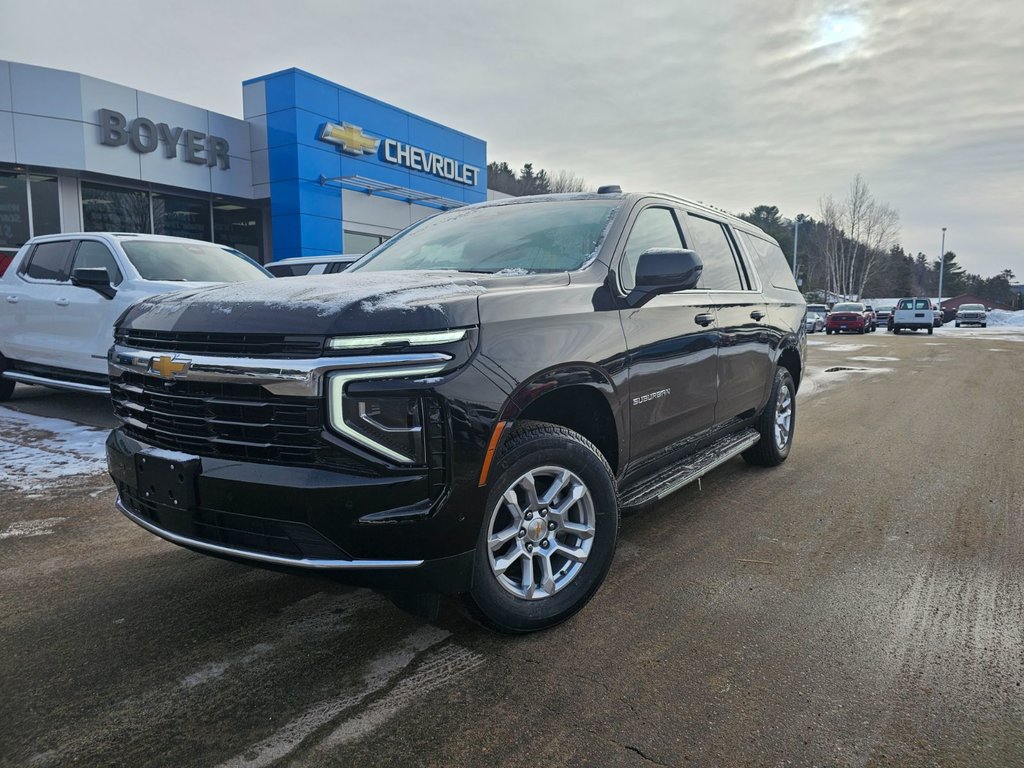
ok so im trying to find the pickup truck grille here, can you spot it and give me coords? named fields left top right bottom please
left=115, top=329, right=325, bottom=358
left=110, top=371, right=374, bottom=474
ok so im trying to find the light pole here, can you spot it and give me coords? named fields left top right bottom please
left=936, top=226, right=947, bottom=318
left=792, top=214, right=805, bottom=280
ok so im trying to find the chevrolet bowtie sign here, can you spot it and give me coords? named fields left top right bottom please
left=319, top=121, right=480, bottom=186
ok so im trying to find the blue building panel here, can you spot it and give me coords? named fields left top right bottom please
left=245, top=67, right=487, bottom=259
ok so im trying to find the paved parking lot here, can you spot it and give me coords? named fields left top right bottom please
left=2, top=330, right=1023, bottom=767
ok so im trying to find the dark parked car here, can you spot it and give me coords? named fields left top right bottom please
left=106, top=190, right=806, bottom=633
left=875, top=306, right=894, bottom=327
left=266, top=254, right=360, bottom=277
left=825, top=302, right=873, bottom=334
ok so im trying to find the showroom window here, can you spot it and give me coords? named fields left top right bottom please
left=153, top=192, right=212, bottom=241
left=213, top=203, right=263, bottom=262
left=0, top=171, right=62, bottom=275
left=82, top=181, right=151, bottom=234
left=343, top=230, right=386, bottom=254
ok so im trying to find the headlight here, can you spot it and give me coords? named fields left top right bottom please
left=327, top=364, right=446, bottom=464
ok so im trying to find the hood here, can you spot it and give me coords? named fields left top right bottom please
left=118, top=270, right=563, bottom=336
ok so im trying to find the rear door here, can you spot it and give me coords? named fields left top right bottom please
left=681, top=213, right=773, bottom=424
left=618, top=205, right=719, bottom=461
left=6, top=240, right=76, bottom=366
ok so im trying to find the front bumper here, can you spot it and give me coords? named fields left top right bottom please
left=107, top=429, right=475, bottom=593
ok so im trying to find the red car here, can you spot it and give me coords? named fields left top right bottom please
left=825, top=302, right=874, bottom=334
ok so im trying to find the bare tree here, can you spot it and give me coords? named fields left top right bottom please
left=817, top=175, right=900, bottom=299
left=548, top=169, right=590, bottom=193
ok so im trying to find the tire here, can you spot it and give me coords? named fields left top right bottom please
left=825, top=329, right=832, bottom=335
left=982, top=323, right=987, bottom=328
left=0, top=356, right=14, bottom=402
left=466, top=421, right=618, bottom=633
left=743, top=367, right=795, bottom=467
left=927, top=327, right=933, bottom=335
left=858, top=326, right=865, bottom=334
left=894, top=327, right=901, bottom=335
left=955, top=322, right=960, bottom=328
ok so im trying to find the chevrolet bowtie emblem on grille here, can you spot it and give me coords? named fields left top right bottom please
left=148, top=355, right=191, bottom=380
left=319, top=122, right=380, bottom=156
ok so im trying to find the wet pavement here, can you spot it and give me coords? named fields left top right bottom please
left=2, top=330, right=1022, bottom=767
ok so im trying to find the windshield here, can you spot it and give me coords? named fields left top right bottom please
left=832, top=303, right=864, bottom=312
left=352, top=200, right=620, bottom=274
left=121, top=241, right=270, bottom=282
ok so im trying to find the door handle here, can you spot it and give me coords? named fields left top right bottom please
left=55, top=298, right=70, bottom=307
left=750, top=310, right=766, bottom=321
left=5, top=295, right=18, bottom=304
left=694, top=313, right=714, bottom=327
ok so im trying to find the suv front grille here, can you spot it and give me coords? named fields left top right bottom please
left=115, top=329, right=325, bottom=358
left=111, top=372, right=374, bottom=474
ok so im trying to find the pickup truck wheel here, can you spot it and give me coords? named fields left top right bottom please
left=467, top=422, right=618, bottom=633
left=0, top=356, right=13, bottom=401
left=743, top=368, right=795, bottom=467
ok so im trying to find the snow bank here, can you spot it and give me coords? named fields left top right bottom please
left=986, top=309, right=1024, bottom=327
left=0, top=407, right=109, bottom=492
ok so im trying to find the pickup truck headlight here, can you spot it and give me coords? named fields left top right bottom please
left=327, top=364, right=446, bottom=464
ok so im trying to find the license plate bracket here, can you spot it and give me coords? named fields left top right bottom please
left=134, top=451, right=200, bottom=508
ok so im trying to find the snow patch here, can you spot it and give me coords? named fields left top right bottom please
left=0, top=517, right=67, bottom=540
left=0, top=407, right=109, bottom=492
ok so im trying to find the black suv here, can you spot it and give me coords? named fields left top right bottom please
left=106, top=191, right=805, bottom=633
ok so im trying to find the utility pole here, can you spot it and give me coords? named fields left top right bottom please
left=792, top=214, right=803, bottom=280
left=936, top=227, right=947, bottom=319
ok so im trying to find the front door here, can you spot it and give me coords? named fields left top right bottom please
left=618, top=205, right=719, bottom=462
left=57, top=240, right=127, bottom=376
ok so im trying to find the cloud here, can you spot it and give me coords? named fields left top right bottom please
left=2, top=0, right=1020, bottom=275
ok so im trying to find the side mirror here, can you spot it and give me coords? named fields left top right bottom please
left=71, top=267, right=116, bottom=300
left=628, top=248, right=703, bottom=306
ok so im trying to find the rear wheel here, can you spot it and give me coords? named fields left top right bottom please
left=467, top=422, right=618, bottom=633
left=743, top=367, right=795, bottom=467
left=982, top=323, right=987, bottom=328
left=0, top=356, right=14, bottom=402
left=955, top=322, right=961, bottom=327
left=894, top=327, right=901, bottom=335
left=928, top=327, right=933, bottom=335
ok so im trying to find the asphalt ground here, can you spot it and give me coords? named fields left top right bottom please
left=2, top=329, right=1022, bottom=767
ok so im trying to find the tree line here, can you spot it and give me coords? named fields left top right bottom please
left=739, top=176, right=1019, bottom=307
left=486, top=162, right=590, bottom=196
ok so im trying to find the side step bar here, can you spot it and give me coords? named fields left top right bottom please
left=2, top=370, right=109, bottom=395
left=619, top=428, right=760, bottom=510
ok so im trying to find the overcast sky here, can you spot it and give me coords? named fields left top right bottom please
left=2, top=0, right=1021, bottom=277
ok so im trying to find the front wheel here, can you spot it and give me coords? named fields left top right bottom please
left=743, top=367, right=795, bottom=467
left=467, top=422, right=618, bottom=633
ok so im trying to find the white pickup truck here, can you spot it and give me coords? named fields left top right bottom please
left=891, top=297, right=935, bottom=335
left=0, top=233, right=271, bottom=400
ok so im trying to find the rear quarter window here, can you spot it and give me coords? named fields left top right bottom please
left=736, top=230, right=800, bottom=293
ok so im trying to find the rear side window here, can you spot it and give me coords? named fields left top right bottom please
left=620, top=207, right=684, bottom=291
left=268, top=263, right=314, bottom=277
left=685, top=215, right=743, bottom=291
left=737, top=231, right=800, bottom=293
left=72, top=241, right=124, bottom=285
left=23, top=240, right=74, bottom=280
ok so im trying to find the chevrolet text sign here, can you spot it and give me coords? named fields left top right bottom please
left=98, top=108, right=231, bottom=170
left=319, top=121, right=479, bottom=186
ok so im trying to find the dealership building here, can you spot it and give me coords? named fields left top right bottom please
left=0, top=60, right=489, bottom=272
